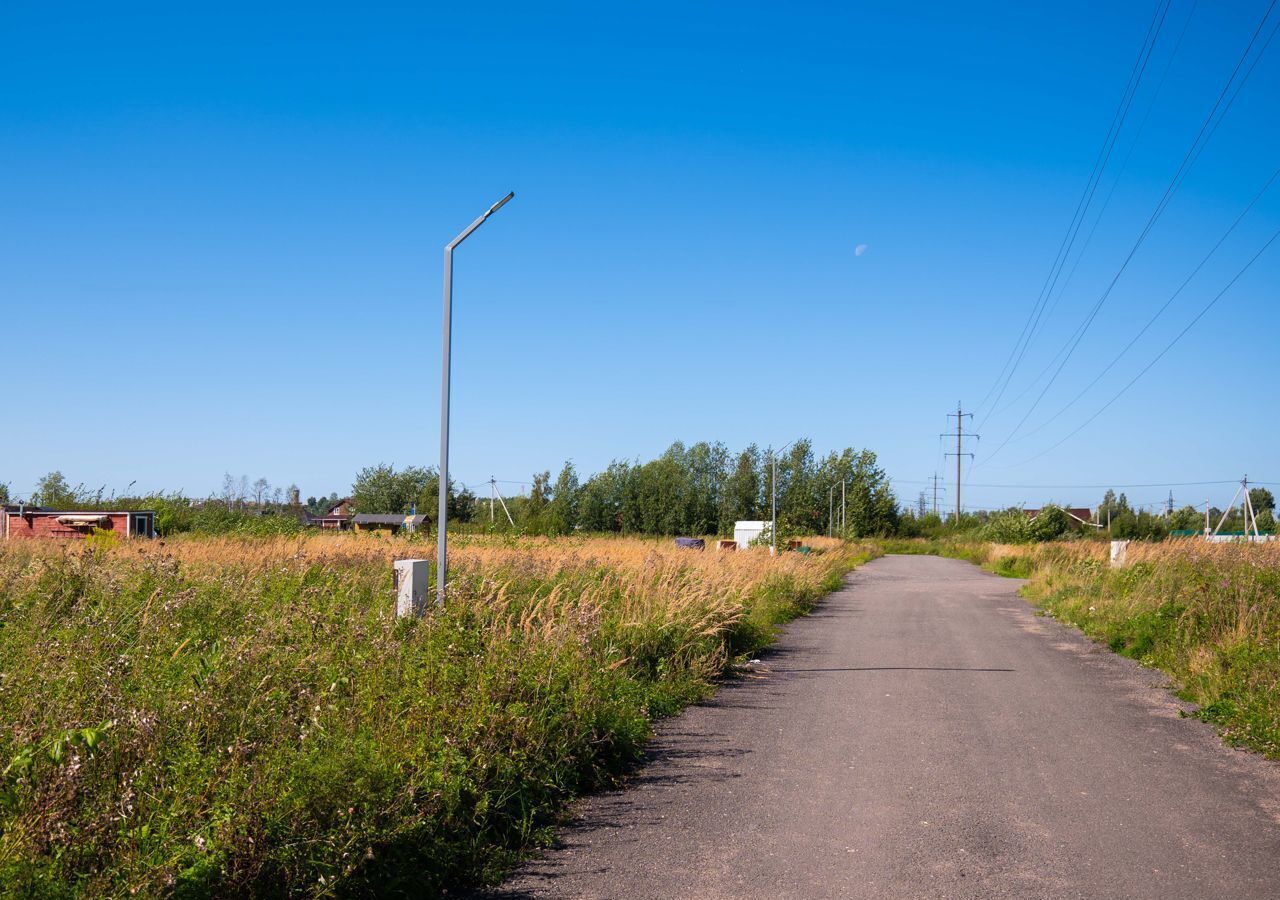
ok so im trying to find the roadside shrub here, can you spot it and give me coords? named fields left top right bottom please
left=981, top=510, right=1036, bottom=543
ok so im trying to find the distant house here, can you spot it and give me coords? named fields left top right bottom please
left=313, top=498, right=354, bottom=530
left=2, top=506, right=156, bottom=540
left=352, top=514, right=428, bottom=535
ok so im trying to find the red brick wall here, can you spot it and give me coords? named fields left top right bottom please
left=4, top=512, right=128, bottom=540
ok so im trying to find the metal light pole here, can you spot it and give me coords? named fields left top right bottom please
left=769, top=440, right=795, bottom=555
left=828, top=484, right=835, bottom=537
left=438, top=191, right=514, bottom=606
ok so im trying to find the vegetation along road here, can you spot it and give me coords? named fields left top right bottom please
left=486, top=554, right=1280, bottom=899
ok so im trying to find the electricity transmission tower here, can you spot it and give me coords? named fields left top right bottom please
left=942, top=403, right=979, bottom=521
left=928, top=473, right=946, bottom=516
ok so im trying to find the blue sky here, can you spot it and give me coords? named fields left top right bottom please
left=3, top=1, right=1277, bottom=513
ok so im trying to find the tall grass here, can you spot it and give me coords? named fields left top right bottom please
left=0, top=533, right=871, bottom=897
left=1021, top=540, right=1280, bottom=758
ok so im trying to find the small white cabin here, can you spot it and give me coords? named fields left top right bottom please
left=733, top=520, right=768, bottom=550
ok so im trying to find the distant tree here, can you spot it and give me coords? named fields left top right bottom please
left=546, top=462, right=581, bottom=534
left=523, top=471, right=551, bottom=526
left=1258, top=509, right=1276, bottom=533
left=1098, top=489, right=1118, bottom=525
left=1249, top=487, right=1275, bottom=513
left=843, top=449, right=897, bottom=537
left=449, top=485, right=476, bottom=523
left=252, top=477, right=270, bottom=507
left=719, top=446, right=762, bottom=532
left=351, top=464, right=473, bottom=525
left=0, top=482, right=9, bottom=505
left=777, top=440, right=818, bottom=533
left=1168, top=505, right=1203, bottom=532
left=34, top=471, right=80, bottom=508
left=352, top=464, right=431, bottom=516
left=578, top=462, right=629, bottom=532
left=685, top=441, right=727, bottom=535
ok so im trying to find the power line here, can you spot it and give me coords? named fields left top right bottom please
left=1006, top=223, right=1280, bottom=467
left=974, top=0, right=1174, bottom=422
left=982, top=1, right=1201, bottom=428
left=892, top=478, right=1245, bottom=489
left=1011, top=164, right=1280, bottom=445
left=981, top=0, right=1279, bottom=464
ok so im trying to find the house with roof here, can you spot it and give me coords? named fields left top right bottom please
left=2, top=505, right=156, bottom=540
left=310, top=497, right=354, bottom=530
left=352, top=513, right=428, bottom=536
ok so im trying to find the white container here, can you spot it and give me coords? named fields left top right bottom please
left=394, top=559, right=432, bottom=617
left=1109, top=540, right=1129, bottom=569
left=734, top=520, right=768, bottom=550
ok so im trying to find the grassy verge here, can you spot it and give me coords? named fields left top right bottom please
left=0, top=533, right=873, bottom=897
left=872, top=537, right=1074, bottom=578
left=876, top=537, right=1280, bottom=760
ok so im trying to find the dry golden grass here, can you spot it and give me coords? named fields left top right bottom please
left=79, top=532, right=842, bottom=642
left=0, top=531, right=872, bottom=896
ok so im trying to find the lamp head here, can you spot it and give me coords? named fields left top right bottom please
left=487, top=191, right=515, bottom=217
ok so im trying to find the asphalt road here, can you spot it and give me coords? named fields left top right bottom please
left=482, top=554, right=1280, bottom=899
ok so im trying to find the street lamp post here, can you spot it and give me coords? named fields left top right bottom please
left=438, top=191, right=514, bottom=607
left=769, top=440, right=795, bottom=555
left=840, top=478, right=846, bottom=537
left=828, top=484, right=835, bottom=537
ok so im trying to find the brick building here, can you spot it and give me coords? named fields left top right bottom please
left=2, top=506, right=156, bottom=540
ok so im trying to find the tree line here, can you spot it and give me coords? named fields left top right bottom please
left=3, top=439, right=900, bottom=539
left=896, top=486, right=1278, bottom=542
left=349, top=439, right=899, bottom=538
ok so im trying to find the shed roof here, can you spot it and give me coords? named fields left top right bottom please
left=353, top=514, right=428, bottom=526
left=3, top=508, right=154, bottom=516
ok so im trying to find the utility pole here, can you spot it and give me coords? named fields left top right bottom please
left=1212, top=475, right=1258, bottom=540
left=917, top=491, right=927, bottom=518
left=768, top=440, right=796, bottom=555
left=942, top=403, right=978, bottom=522
left=488, top=477, right=516, bottom=528
left=841, top=479, right=846, bottom=536
left=928, top=472, right=945, bottom=516
left=1243, top=475, right=1259, bottom=538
